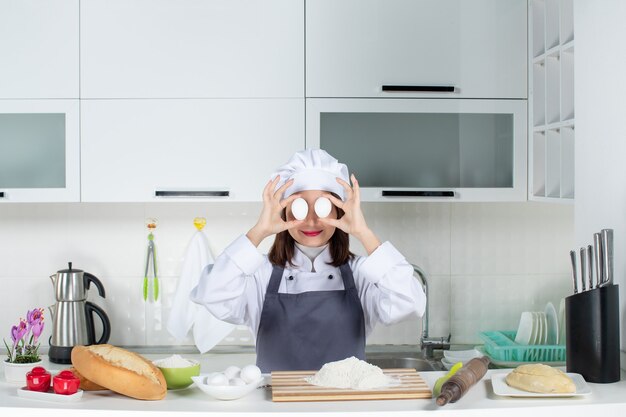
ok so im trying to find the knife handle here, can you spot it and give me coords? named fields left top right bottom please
left=587, top=245, right=593, bottom=290
left=570, top=250, right=578, bottom=294
left=601, top=229, right=614, bottom=286
left=579, top=248, right=587, bottom=292
left=594, top=233, right=603, bottom=288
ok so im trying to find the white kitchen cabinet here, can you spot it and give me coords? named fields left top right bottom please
left=306, top=0, right=527, bottom=99
left=80, top=0, right=303, bottom=99
left=307, top=98, right=527, bottom=202
left=81, top=99, right=304, bottom=202
left=0, top=0, right=79, bottom=98
left=529, top=0, right=575, bottom=202
left=0, top=100, right=80, bottom=202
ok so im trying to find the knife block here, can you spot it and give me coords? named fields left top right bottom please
left=565, top=284, right=620, bottom=383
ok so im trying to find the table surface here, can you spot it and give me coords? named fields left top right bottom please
left=2, top=353, right=626, bottom=417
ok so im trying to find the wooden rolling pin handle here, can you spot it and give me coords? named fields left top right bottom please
left=436, top=356, right=490, bottom=406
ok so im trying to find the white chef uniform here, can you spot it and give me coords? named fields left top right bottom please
left=190, top=233, right=426, bottom=341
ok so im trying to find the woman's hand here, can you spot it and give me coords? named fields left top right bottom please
left=320, top=174, right=381, bottom=255
left=246, top=176, right=303, bottom=247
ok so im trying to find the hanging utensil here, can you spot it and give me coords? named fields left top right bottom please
left=144, top=218, right=159, bottom=302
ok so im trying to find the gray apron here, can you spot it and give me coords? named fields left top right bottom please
left=255, top=263, right=366, bottom=372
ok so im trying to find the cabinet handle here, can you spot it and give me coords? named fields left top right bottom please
left=382, top=85, right=455, bottom=93
left=382, top=190, right=455, bottom=197
left=154, top=190, right=229, bottom=198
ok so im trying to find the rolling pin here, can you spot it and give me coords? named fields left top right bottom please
left=436, top=356, right=490, bottom=406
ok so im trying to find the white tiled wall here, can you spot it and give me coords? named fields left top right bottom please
left=0, top=202, right=574, bottom=349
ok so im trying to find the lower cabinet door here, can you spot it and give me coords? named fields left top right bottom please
left=81, top=99, right=304, bottom=202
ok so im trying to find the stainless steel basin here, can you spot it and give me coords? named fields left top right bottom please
left=366, top=355, right=443, bottom=371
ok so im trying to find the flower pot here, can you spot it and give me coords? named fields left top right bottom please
left=3, top=360, right=43, bottom=385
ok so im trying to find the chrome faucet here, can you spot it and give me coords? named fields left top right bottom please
left=412, top=264, right=451, bottom=358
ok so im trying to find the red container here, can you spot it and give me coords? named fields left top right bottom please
left=26, top=367, right=51, bottom=392
left=53, top=370, right=80, bottom=395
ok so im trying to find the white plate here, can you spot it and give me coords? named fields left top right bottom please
left=491, top=372, right=591, bottom=397
left=558, top=298, right=566, bottom=345
left=17, top=387, right=83, bottom=402
left=443, top=349, right=482, bottom=362
left=545, top=302, right=559, bottom=345
left=529, top=312, right=538, bottom=345
left=441, top=358, right=464, bottom=370
left=515, top=312, right=534, bottom=345
left=192, top=374, right=266, bottom=400
left=535, top=312, right=543, bottom=345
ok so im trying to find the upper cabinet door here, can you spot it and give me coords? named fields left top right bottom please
left=0, top=0, right=79, bottom=98
left=306, top=0, right=527, bottom=99
left=81, top=0, right=304, bottom=99
left=81, top=99, right=304, bottom=202
left=0, top=100, right=80, bottom=202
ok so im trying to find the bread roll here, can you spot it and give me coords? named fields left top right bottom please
left=67, top=367, right=108, bottom=391
left=505, top=364, right=576, bottom=393
left=71, top=344, right=166, bottom=400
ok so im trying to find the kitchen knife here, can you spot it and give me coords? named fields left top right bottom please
left=601, top=229, right=614, bottom=286
left=569, top=250, right=578, bottom=293
left=586, top=245, right=593, bottom=290
left=579, top=247, right=587, bottom=292
left=594, top=232, right=604, bottom=288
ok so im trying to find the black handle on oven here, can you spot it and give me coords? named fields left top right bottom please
left=382, top=190, right=455, bottom=198
left=382, top=85, right=455, bottom=93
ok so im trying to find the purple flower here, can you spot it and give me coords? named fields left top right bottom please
left=11, top=319, right=28, bottom=345
left=5, top=308, right=45, bottom=363
left=31, top=320, right=44, bottom=344
left=27, top=308, right=43, bottom=328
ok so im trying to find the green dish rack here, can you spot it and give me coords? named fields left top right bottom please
left=479, top=331, right=566, bottom=363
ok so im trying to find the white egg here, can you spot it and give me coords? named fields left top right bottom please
left=291, top=197, right=309, bottom=220
left=314, top=197, right=332, bottom=218
left=239, top=364, right=262, bottom=384
left=223, top=365, right=241, bottom=380
left=229, top=377, right=247, bottom=386
left=206, top=372, right=229, bottom=386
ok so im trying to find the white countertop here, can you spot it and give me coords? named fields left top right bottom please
left=2, top=353, right=626, bottom=417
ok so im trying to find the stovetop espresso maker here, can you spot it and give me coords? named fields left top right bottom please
left=48, top=262, right=111, bottom=364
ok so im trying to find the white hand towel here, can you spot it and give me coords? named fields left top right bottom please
left=166, top=231, right=234, bottom=352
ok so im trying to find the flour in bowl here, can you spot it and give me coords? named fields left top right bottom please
left=153, top=354, right=195, bottom=368
left=306, top=357, right=393, bottom=389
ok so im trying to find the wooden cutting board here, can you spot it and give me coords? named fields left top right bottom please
left=271, top=368, right=432, bottom=402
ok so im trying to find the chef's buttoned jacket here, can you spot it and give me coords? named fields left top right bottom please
left=191, top=234, right=426, bottom=341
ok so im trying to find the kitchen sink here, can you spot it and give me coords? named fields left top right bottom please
left=365, top=353, right=443, bottom=371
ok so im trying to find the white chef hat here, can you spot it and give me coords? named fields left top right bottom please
left=271, top=149, right=350, bottom=201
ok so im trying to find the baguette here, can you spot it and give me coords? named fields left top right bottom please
left=71, top=344, right=166, bottom=400
left=67, top=367, right=108, bottom=391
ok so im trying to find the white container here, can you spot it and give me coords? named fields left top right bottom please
left=2, top=360, right=42, bottom=385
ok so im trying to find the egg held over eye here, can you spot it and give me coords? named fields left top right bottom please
left=314, top=197, right=332, bottom=218
left=291, top=197, right=309, bottom=220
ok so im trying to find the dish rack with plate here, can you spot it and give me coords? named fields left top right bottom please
left=479, top=330, right=566, bottom=363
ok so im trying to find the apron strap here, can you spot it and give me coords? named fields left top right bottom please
left=266, top=265, right=285, bottom=294
left=339, top=263, right=356, bottom=290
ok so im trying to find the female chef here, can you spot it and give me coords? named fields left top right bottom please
left=191, top=149, right=426, bottom=372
